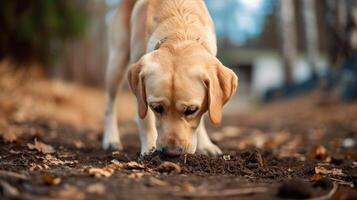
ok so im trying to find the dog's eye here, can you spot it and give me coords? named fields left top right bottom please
left=151, top=104, right=164, bottom=114
left=184, top=106, right=198, bottom=116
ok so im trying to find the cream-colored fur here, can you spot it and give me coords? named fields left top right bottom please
left=104, top=0, right=238, bottom=156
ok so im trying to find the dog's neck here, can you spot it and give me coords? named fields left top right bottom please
left=147, top=16, right=215, bottom=55
left=149, top=30, right=213, bottom=56
left=155, top=33, right=202, bottom=49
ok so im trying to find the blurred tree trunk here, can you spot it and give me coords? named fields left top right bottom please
left=301, top=0, right=319, bottom=75
left=276, top=0, right=297, bottom=85
left=324, top=0, right=357, bottom=67
left=53, top=0, right=108, bottom=87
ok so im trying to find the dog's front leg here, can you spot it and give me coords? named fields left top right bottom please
left=136, top=109, right=157, bottom=156
left=102, top=48, right=129, bottom=150
left=103, top=92, right=122, bottom=150
left=196, top=118, right=222, bottom=156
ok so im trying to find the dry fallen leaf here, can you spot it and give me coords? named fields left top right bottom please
left=41, top=173, right=61, bottom=185
left=264, top=131, right=290, bottom=148
left=73, top=140, right=84, bottom=149
left=314, top=166, right=344, bottom=176
left=128, top=171, right=145, bottom=179
left=29, top=163, right=50, bottom=171
left=57, top=185, right=84, bottom=200
left=27, top=138, right=55, bottom=154
left=211, top=126, right=242, bottom=141
left=238, top=130, right=267, bottom=149
left=126, top=161, right=145, bottom=170
left=309, top=174, right=322, bottom=182
left=157, top=161, right=181, bottom=174
left=310, top=145, right=328, bottom=160
left=9, top=150, right=20, bottom=154
left=180, top=182, right=195, bottom=192
left=148, top=177, right=167, bottom=186
left=44, top=154, right=78, bottom=166
left=86, top=183, right=106, bottom=195
left=109, top=159, right=124, bottom=170
left=87, top=167, right=114, bottom=178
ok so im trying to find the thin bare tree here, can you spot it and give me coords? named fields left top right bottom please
left=276, top=0, right=297, bottom=85
left=301, top=0, right=319, bottom=75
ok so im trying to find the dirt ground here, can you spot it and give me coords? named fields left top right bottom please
left=0, top=66, right=357, bottom=200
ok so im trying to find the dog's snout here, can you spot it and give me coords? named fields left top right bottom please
left=160, top=146, right=184, bottom=156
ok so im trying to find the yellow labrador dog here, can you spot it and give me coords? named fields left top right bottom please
left=103, top=0, right=238, bottom=156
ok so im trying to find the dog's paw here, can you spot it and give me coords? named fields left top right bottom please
left=197, top=143, right=222, bottom=156
left=140, top=147, right=156, bottom=156
left=102, top=126, right=123, bottom=151
left=102, top=140, right=123, bottom=151
left=138, top=147, right=156, bottom=161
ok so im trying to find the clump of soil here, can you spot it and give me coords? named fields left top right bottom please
left=142, top=149, right=288, bottom=179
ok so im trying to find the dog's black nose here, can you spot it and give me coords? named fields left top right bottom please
left=160, top=146, right=184, bottom=156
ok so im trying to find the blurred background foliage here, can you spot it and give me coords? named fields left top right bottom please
left=0, top=0, right=89, bottom=64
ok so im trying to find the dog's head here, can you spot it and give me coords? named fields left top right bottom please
left=128, top=43, right=237, bottom=156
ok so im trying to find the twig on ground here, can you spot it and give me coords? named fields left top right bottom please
left=175, top=187, right=268, bottom=197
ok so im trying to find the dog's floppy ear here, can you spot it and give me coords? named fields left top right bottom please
left=204, top=62, right=238, bottom=125
left=127, top=61, right=148, bottom=118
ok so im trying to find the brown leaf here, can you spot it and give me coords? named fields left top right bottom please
left=87, top=167, right=114, bottom=178
left=314, top=166, right=344, bottom=176
left=264, top=131, right=290, bottom=148
left=41, top=173, right=61, bottom=185
left=27, top=138, right=55, bottom=154
left=126, top=161, right=145, bottom=170
left=44, top=154, right=78, bottom=166
left=86, top=183, right=106, bottom=195
left=157, top=161, right=181, bottom=174
left=309, top=174, right=322, bottom=182
left=29, top=163, right=49, bottom=171
left=109, top=159, right=124, bottom=170
left=73, top=140, right=84, bottom=149
left=310, top=145, right=328, bottom=160
left=128, top=171, right=145, bottom=179
left=57, top=186, right=84, bottom=200
left=148, top=177, right=167, bottom=186
left=180, top=183, right=195, bottom=192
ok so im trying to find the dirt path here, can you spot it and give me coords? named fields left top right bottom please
left=0, top=70, right=356, bottom=199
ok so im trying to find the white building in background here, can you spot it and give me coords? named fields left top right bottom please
left=252, top=53, right=328, bottom=97
left=219, top=48, right=328, bottom=99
